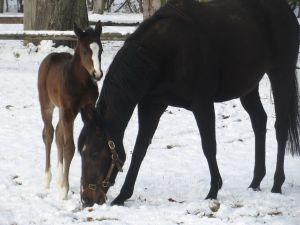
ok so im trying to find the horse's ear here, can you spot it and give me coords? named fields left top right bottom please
left=95, top=20, right=102, bottom=36
left=74, top=23, right=84, bottom=38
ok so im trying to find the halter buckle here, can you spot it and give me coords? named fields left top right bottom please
left=102, top=180, right=110, bottom=188
left=88, top=184, right=97, bottom=191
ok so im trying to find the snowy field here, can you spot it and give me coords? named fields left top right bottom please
left=0, top=24, right=300, bottom=225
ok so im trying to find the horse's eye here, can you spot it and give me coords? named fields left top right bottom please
left=90, top=151, right=99, bottom=159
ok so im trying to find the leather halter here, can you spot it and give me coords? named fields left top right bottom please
left=88, top=140, right=124, bottom=192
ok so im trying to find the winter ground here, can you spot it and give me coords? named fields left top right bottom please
left=0, top=23, right=299, bottom=225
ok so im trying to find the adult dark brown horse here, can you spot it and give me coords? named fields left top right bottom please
left=38, top=21, right=103, bottom=199
left=78, top=0, right=300, bottom=207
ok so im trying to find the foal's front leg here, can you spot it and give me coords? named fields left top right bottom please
left=111, top=101, right=167, bottom=206
left=193, top=103, right=222, bottom=199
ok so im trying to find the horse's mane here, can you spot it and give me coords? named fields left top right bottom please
left=96, top=41, right=160, bottom=130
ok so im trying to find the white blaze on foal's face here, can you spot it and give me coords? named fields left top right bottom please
left=89, top=42, right=102, bottom=80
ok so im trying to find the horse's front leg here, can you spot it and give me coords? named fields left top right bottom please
left=193, top=102, right=222, bottom=199
left=111, top=101, right=167, bottom=206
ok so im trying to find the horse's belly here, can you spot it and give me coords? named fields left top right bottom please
left=214, top=71, right=265, bottom=102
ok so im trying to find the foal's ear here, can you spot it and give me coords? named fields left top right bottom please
left=74, top=23, right=84, bottom=38
left=94, top=20, right=102, bottom=36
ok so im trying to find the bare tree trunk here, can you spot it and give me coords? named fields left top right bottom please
left=0, top=0, right=4, bottom=13
left=138, top=0, right=143, bottom=13
left=142, top=0, right=165, bottom=19
left=24, top=0, right=88, bottom=45
left=93, top=0, right=106, bottom=14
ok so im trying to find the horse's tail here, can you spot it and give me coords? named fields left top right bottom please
left=287, top=71, right=300, bottom=156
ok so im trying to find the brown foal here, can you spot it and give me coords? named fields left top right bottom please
left=38, top=21, right=103, bottom=199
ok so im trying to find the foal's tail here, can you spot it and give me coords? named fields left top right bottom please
left=287, top=71, right=300, bottom=156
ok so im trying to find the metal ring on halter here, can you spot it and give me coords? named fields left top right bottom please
left=108, top=140, right=115, bottom=150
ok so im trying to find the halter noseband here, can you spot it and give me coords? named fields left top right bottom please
left=87, top=140, right=124, bottom=192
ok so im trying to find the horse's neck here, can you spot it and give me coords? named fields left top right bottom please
left=97, top=42, right=160, bottom=139
left=97, top=85, right=137, bottom=140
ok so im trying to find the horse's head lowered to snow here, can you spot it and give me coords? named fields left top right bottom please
left=74, top=21, right=103, bottom=81
left=78, top=110, right=124, bottom=207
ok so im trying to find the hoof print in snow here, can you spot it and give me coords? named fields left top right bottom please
left=221, top=115, right=230, bottom=119
left=5, top=105, right=14, bottom=110
left=166, top=144, right=180, bottom=149
left=267, top=210, right=283, bottom=216
left=13, top=52, right=20, bottom=58
left=231, top=201, right=244, bottom=209
left=168, top=198, right=185, bottom=204
left=12, top=175, right=22, bottom=186
left=85, top=217, right=119, bottom=222
left=86, top=217, right=93, bottom=222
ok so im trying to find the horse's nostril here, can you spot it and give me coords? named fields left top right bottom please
left=82, top=196, right=95, bottom=208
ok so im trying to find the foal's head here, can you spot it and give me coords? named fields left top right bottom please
left=78, top=111, right=123, bottom=207
left=74, top=21, right=103, bottom=81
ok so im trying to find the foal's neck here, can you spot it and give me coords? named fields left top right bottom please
left=70, top=51, right=91, bottom=85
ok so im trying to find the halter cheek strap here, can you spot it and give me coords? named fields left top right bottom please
left=102, top=140, right=124, bottom=188
left=87, top=140, right=124, bottom=191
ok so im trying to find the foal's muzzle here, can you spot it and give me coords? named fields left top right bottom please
left=92, top=69, right=102, bottom=81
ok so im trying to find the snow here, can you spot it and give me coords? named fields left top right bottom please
left=89, top=12, right=143, bottom=24
left=0, top=25, right=135, bottom=36
left=0, top=22, right=300, bottom=225
left=0, top=13, right=23, bottom=17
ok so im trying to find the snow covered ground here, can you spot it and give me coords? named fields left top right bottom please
left=0, top=23, right=299, bottom=225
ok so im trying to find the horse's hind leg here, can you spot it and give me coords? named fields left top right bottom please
left=268, top=68, right=296, bottom=193
left=193, top=102, right=222, bottom=199
left=240, top=86, right=267, bottom=190
left=41, top=104, right=55, bottom=189
left=111, top=100, right=167, bottom=206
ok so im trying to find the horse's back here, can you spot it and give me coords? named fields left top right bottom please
left=132, top=0, right=299, bottom=104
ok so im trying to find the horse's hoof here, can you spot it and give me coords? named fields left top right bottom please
left=271, top=187, right=282, bottom=194
left=252, top=187, right=261, bottom=192
left=205, top=191, right=217, bottom=200
left=249, top=185, right=261, bottom=192
left=111, top=198, right=125, bottom=206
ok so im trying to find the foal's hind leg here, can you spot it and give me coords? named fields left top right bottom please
left=193, top=103, right=222, bottom=199
left=240, top=86, right=267, bottom=190
left=55, top=117, right=64, bottom=189
left=60, top=109, right=76, bottom=199
left=41, top=104, right=55, bottom=189
left=111, top=101, right=167, bottom=206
